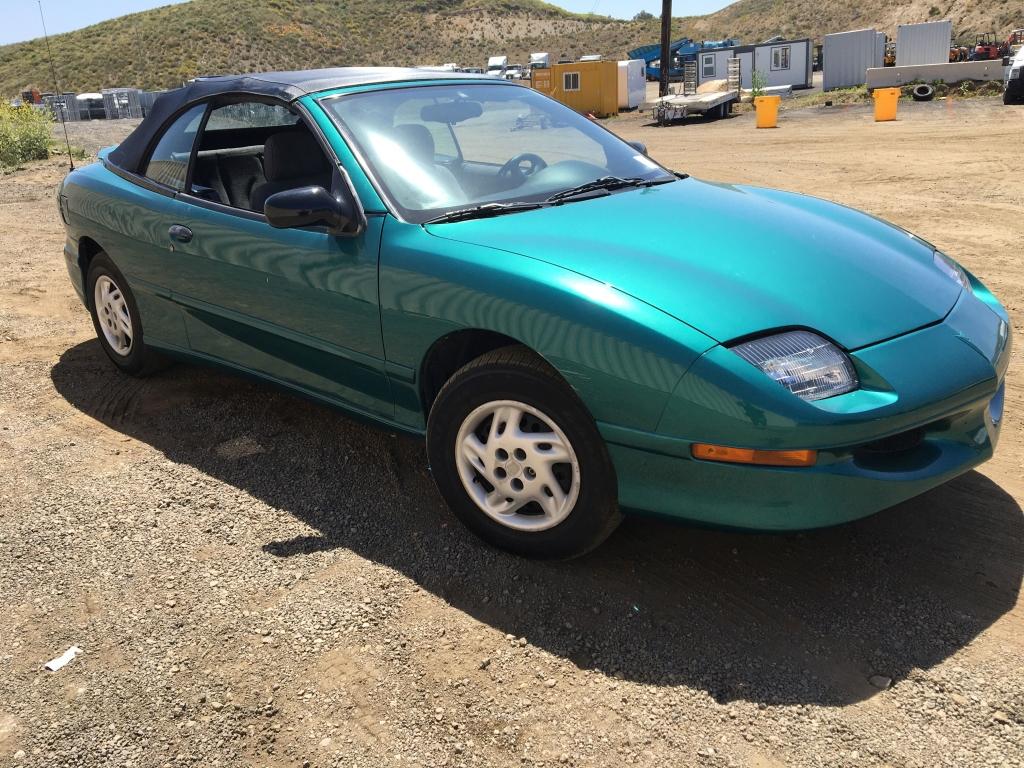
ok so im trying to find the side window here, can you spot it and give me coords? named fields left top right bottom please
left=701, top=54, right=716, bottom=78
left=143, top=104, right=206, bottom=190
left=189, top=101, right=329, bottom=212
left=771, top=45, right=791, bottom=71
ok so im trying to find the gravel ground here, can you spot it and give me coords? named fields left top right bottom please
left=1, top=98, right=1023, bottom=768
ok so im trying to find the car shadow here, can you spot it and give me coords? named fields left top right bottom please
left=51, top=341, right=1024, bottom=706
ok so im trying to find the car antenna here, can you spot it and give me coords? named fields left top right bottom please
left=37, top=0, right=74, bottom=171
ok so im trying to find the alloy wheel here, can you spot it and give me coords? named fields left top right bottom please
left=93, top=274, right=133, bottom=356
left=455, top=399, right=581, bottom=531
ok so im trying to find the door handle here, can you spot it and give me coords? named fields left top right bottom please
left=168, top=224, right=193, bottom=244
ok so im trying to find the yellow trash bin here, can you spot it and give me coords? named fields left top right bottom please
left=754, top=95, right=781, bottom=128
left=872, top=87, right=900, bottom=122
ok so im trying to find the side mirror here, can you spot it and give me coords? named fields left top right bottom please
left=628, top=141, right=648, bottom=156
left=264, top=186, right=359, bottom=234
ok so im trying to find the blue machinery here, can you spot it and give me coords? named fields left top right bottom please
left=627, top=37, right=739, bottom=81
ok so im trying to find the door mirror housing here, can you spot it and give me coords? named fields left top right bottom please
left=264, top=186, right=362, bottom=235
left=627, top=141, right=648, bottom=156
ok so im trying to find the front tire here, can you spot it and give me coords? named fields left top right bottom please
left=86, top=252, right=163, bottom=376
left=427, top=346, right=621, bottom=559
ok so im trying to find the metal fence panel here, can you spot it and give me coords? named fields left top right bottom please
left=102, top=88, right=144, bottom=119
left=41, top=93, right=79, bottom=122
left=896, top=20, right=952, bottom=66
left=138, top=90, right=167, bottom=117
left=823, top=28, right=884, bottom=90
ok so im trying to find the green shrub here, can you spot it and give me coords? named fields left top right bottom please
left=0, top=103, right=51, bottom=168
left=750, top=69, right=767, bottom=99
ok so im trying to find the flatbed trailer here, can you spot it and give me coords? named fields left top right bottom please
left=646, top=90, right=738, bottom=125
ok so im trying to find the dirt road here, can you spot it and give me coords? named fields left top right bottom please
left=1, top=99, right=1022, bottom=767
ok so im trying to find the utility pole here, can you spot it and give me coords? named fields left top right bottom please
left=659, top=0, right=672, bottom=97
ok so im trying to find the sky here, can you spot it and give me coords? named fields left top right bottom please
left=1, top=0, right=733, bottom=46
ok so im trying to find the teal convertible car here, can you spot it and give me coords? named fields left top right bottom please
left=59, top=68, right=1010, bottom=558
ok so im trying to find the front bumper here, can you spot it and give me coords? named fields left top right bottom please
left=602, top=286, right=1010, bottom=530
left=604, top=387, right=1002, bottom=529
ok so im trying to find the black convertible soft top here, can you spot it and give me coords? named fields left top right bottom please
left=108, top=67, right=501, bottom=174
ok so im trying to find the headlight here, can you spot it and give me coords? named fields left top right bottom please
left=732, top=330, right=859, bottom=402
left=934, top=251, right=970, bottom=291
left=1011, top=67, right=1022, bottom=80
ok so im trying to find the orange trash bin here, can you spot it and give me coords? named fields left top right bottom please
left=872, top=87, right=900, bottom=121
left=754, top=95, right=781, bottom=128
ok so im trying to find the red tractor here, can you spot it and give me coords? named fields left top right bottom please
left=972, top=33, right=1002, bottom=60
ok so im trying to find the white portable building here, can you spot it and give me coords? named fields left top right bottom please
left=694, top=38, right=812, bottom=90
left=823, top=28, right=885, bottom=90
left=617, top=59, right=646, bottom=109
left=895, top=20, right=952, bottom=66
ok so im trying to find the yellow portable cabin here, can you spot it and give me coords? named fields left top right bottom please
left=530, top=60, right=619, bottom=117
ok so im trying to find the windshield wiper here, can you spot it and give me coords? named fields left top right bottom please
left=423, top=201, right=545, bottom=225
left=545, top=175, right=675, bottom=203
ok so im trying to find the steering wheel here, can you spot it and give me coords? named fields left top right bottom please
left=498, top=153, right=548, bottom=179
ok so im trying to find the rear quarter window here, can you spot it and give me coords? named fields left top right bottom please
left=143, top=104, right=206, bottom=190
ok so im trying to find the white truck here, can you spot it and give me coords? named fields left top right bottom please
left=486, top=55, right=508, bottom=78
left=529, top=52, right=550, bottom=71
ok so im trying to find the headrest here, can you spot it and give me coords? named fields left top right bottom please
left=262, top=131, right=329, bottom=181
left=393, top=123, right=436, bottom=163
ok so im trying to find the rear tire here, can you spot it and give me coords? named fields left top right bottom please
left=86, top=252, right=165, bottom=377
left=426, top=346, right=621, bottom=559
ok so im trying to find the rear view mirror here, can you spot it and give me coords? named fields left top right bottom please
left=264, top=186, right=360, bottom=235
left=421, top=100, right=483, bottom=124
left=628, top=141, right=648, bottom=156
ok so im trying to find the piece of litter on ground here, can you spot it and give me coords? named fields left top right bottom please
left=868, top=674, right=892, bottom=690
left=45, top=646, right=83, bottom=671
left=214, top=435, right=266, bottom=460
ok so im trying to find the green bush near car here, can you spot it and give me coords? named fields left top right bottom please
left=0, top=103, right=52, bottom=168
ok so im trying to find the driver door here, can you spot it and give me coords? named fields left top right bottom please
left=167, top=100, right=392, bottom=419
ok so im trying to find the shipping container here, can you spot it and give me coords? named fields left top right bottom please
left=531, top=60, right=619, bottom=117
left=823, top=28, right=885, bottom=90
left=895, top=20, right=952, bottom=66
left=76, top=93, right=106, bottom=120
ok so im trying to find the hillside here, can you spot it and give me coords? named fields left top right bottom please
left=0, top=0, right=1018, bottom=96
left=0, top=0, right=654, bottom=95
left=686, top=0, right=1022, bottom=43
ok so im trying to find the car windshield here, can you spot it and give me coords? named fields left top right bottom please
left=319, top=83, right=675, bottom=223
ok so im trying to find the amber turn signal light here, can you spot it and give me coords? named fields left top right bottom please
left=691, top=443, right=817, bottom=467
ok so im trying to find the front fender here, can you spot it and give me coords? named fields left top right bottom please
left=379, top=216, right=715, bottom=431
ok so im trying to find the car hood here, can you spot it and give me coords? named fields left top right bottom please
left=425, top=177, right=961, bottom=350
